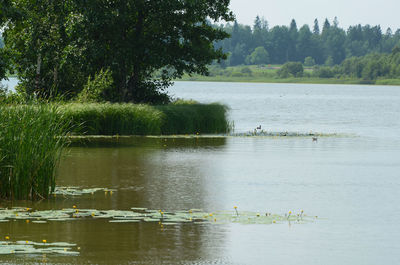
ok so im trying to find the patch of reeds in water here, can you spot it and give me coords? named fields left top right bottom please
left=0, top=105, right=70, bottom=200
left=156, top=103, right=230, bottom=134
left=60, top=103, right=163, bottom=135
left=59, top=102, right=230, bottom=135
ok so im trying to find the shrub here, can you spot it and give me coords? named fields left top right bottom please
left=240, top=67, right=253, bottom=76
left=77, top=68, right=114, bottom=102
left=313, top=66, right=335, bottom=78
left=277, top=62, right=304, bottom=78
left=304, top=56, right=316, bottom=67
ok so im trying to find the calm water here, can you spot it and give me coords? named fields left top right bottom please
left=0, top=78, right=18, bottom=92
left=1, top=81, right=400, bottom=264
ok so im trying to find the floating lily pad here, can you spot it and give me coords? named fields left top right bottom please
left=0, top=240, right=79, bottom=255
left=31, top=221, right=47, bottom=224
left=52, top=186, right=116, bottom=197
left=131, top=207, right=147, bottom=211
left=0, top=206, right=316, bottom=225
left=109, top=220, right=141, bottom=223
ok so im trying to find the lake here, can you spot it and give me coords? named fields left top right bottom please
left=1, top=81, right=400, bottom=264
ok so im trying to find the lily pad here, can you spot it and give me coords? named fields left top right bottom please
left=0, top=240, right=79, bottom=255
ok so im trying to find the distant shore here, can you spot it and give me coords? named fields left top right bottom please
left=176, top=64, right=400, bottom=86
left=177, top=75, right=400, bottom=86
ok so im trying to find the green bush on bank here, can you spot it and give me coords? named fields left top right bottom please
left=0, top=105, right=70, bottom=200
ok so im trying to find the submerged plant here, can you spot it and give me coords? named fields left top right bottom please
left=0, top=104, right=71, bottom=200
left=234, top=206, right=239, bottom=216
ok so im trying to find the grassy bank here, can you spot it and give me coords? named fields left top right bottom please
left=177, top=65, right=400, bottom=86
left=59, top=102, right=231, bottom=136
left=178, top=75, right=383, bottom=85
left=0, top=105, right=70, bottom=200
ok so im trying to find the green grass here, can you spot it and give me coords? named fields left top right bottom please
left=60, top=103, right=164, bottom=135
left=178, top=73, right=378, bottom=85
left=0, top=104, right=70, bottom=200
left=177, top=64, right=400, bottom=86
left=375, top=79, right=400, bottom=86
left=156, top=103, right=230, bottom=134
left=58, top=102, right=231, bottom=136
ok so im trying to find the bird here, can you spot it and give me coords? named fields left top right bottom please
left=312, top=137, right=318, bottom=142
left=256, top=125, right=261, bottom=130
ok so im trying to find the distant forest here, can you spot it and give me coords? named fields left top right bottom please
left=214, top=17, right=400, bottom=66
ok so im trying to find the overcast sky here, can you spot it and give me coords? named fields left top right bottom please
left=229, top=0, right=400, bottom=31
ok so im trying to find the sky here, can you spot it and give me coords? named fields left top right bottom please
left=229, top=0, right=400, bottom=31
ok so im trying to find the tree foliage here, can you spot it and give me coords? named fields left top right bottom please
left=0, top=0, right=234, bottom=103
left=277, top=62, right=303, bottom=78
left=311, top=47, right=400, bottom=80
left=214, top=17, right=400, bottom=67
left=247, top=46, right=269, bottom=65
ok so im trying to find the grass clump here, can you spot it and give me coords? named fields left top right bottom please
left=60, top=103, right=164, bottom=135
left=157, top=103, right=230, bottom=134
left=58, top=102, right=230, bottom=136
left=0, top=105, right=70, bottom=200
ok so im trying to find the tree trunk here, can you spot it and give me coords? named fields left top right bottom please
left=126, top=7, right=144, bottom=102
left=35, top=53, right=42, bottom=93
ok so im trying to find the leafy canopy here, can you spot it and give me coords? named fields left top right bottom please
left=1, top=0, right=234, bottom=103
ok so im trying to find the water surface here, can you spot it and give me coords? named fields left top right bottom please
left=1, top=81, right=400, bottom=264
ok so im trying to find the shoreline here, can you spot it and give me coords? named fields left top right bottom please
left=176, top=76, right=400, bottom=86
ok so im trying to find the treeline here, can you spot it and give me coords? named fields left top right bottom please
left=314, top=48, right=400, bottom=80
left=215, top=17, right=400, bottom=66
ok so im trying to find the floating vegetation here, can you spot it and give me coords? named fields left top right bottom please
left=230, top=130, right=342, bottom=137
left=52, top=186, right=117, bottom=197
left=0, top=240, right=79, bottom=255
left=0, top=207, right=316, bottom=225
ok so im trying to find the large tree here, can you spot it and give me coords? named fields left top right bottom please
left=1, top=0, right=234, bottom=103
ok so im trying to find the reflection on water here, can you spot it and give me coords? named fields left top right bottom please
left=2, top=82, right=400, bottom=264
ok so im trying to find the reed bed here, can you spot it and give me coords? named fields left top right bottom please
left=156, top=103, right=230, bottom=134
left=59, top=102, right=230, bottom=135
left=0, top=105, right=70, bottom=200
left=0, top=102, right=229, bottom=200
left=60, top=103, right=163, bottom=135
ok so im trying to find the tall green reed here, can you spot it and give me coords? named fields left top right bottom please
left=59, top=102, right=230, bottom=135
left=157, top=103, right=230, bottom=135
left=0, top=104, right=70, bottom=200
left=60, top=103, right=164, bottom=135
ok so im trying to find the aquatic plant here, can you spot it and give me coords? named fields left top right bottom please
left=231, top=130, right=342, bottom=137
left=0, top=240, right=79, bottom=255
left=58, top=102, right=231, bottom=136
left=60, top=103, right=163, bottom=135
left=0, top=104, right=71, bottom=200
left=234, top=206, right=239, bottom=216
left=156, top=103, right=230, bottom=134
left=0, top=207, right=316, bottom=225
left=52, top=186, right=116, bottom=197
